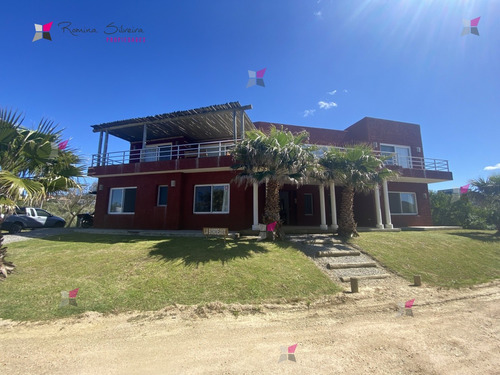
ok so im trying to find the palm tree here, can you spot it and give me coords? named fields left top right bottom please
left=231, top=126, right=315, bottom=238
left=469, top=175, right=500, bottom=236
left=319, top=144, right=397, bottom=238
left=0, top=108, right=83, bottom=209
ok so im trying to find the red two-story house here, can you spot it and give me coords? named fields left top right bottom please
left=87, top=102, right=453, bottom=231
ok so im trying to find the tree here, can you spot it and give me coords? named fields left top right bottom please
left=469, top=175, right=500, bottom=236
left=0, top=108, right=83, bottom=209
left=319, top=145, right=397, bottom=238
left=231, top=126, right=315, bottom=238
left=429, top=191, right=488, bottom=229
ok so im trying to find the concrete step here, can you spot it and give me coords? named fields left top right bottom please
left=327, top=262, right=377, bottom=269
left=339, top=274, right=391, bottom=282
left=304, top=239, right=341, bottom=245
left=316, top=250, right=360, bottom=257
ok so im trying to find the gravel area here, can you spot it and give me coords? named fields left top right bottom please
left=1, top=228, right=73, bottom=245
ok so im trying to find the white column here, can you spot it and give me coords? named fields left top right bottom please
left=329, top=182, right=338, bottom=231
left=252, top=182, right=259, bottom=230
left=319, top=185, right=328, bottom=230
left=374, top=184, right=383, bottom=229
left=382, top=180, right=393, bottom=229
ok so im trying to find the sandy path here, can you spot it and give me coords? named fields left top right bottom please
left=1, top=280, right=499, bottom=375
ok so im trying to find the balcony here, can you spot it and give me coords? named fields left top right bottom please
left=91, top=139, right=236, bottom=167
left=88, top=140, right=452, bottom=182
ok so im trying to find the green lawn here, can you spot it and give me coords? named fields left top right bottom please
left=352, top=230, right=500, bottom=288
left=0, top=234, right=341, bottom=321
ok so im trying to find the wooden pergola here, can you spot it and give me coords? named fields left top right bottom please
left=91, top=102, right=254, bottom=165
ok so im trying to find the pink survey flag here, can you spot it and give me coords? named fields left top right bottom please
left=266, top=221, right=277, bottom=232
left=58, top=139, right=69, bottom=150
left=69, top=288, right=79, bottom=298
left=460, top=184, right=470, bottom=194
left=405, top=299, right=415, bottom=309
left=288, top=344, right=298, bottom=354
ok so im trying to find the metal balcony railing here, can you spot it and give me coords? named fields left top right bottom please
left=91, top=139, right=236, bottom=167
left=91, top=140, right=449, bottom=172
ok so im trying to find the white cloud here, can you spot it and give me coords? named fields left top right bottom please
left=303, top=109, right=316, bottom=117
left=313, top=11, right=322, bottom=17
left=327, top=90, right=337, bottom=95
left=484, top=163, right=500, bottom=171
left=318, top=101, right=338, bottom=109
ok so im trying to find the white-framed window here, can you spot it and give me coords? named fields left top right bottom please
left=389, top=192, right=418, bottom=215
left=304, top=193, right=313, bottom=215
left=108, top=187, right=137, bottom=214
left=157, top=185, right=168, bottom=206
left=380, top=144, right=412, bottom=169
left=193, top=184, right=229, bottom=214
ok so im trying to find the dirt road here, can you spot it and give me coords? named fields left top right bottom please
left=1, top=279, right=499, bottom=374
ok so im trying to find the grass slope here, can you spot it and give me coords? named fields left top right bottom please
left=352, top=230, right=500, bottom=288
left=0, top=234, right=340, bottom=321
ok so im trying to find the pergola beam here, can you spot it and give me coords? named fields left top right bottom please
left=91, top=105, right=253, bottom=133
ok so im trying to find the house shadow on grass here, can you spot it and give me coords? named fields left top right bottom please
left=148, top=238, right=269, bottom=267
left=449, top=231, right=500, bottom=243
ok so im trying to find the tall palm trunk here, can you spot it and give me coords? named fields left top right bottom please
left=339, top=186, right=359, bottom=238
left=263, top=179, right=284, bottom=239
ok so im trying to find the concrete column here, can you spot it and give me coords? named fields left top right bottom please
left=374, top=184, right=384, bottom=229
left=240, top=110, right=245, bottom=140
left=252, top=182, right=259, bottom=230
left=102, top=131, right=109, bottom=166
left=382, top=180, right=393, bottom=229
left=319, top=185, right=328, bottom=230
left=96, top=131, right=103, bottom=166
left=233, top=110, right=237, bottom=141
left=329, top=182, right=338, bottom=231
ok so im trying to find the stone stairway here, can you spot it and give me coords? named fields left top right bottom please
left=289, top=234, right=391, bottom=283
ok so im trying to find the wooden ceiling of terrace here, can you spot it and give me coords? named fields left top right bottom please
left=91, top=102, right=254, bottom=142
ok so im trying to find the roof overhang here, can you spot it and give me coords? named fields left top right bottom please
left=91, top=102, right=254, bottom=143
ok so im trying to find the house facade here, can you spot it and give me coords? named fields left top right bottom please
left=87, top=102, right=453, bottom=231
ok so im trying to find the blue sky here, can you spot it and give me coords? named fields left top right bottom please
left=1, top=0, right=499, bottom=190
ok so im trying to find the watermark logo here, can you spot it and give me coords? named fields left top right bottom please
left=278, top=344, right=297, bottom=363
left=49, top=139, right=69, bottom=159
left=247, top=68, right=266, bottom=88
left=397, top=299, right=415, bottom=317
left=33, top=22, right=53, bottom=42
left=461, top=17, right=480, bottom=36
left=60, top=288, right=79, bottom=307
left=32, top=21, right=146, bottom=43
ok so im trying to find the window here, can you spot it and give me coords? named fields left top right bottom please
left=381, top=144, right=412, bottom=168
left=157, top=185, right=168, bottom=206
left=304, top=193, right=313, bottom=215
left=389, top=192, right=417, bottom=215
left=143, top=143, right=172, bottom=162
left=194, top=184, right=229, bottom=213
left=35, top=209, right=50, bottom=217
left=109, top=187, right=137, bottom=214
